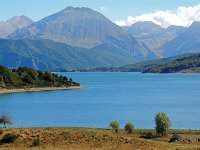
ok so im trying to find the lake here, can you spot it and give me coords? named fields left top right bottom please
left=0, top=72, right=200, bottom=129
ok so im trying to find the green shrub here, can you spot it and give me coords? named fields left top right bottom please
left=0, top=129, right=3, bottom=135
left=124, top=121, right=134, bottom=134
left=109, top=120, right=120, bottom=133
left=32, top=138, right=40, bottom=147
left=155, top=112, right=171, bottom=136
left=1, top=133, right=17, bottom=143
left=140, top=131, right=156, bottom=139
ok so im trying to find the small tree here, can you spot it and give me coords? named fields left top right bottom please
left=155, top=112, right=171, bottom=136
left=124, top=121, right=135, bottom=134
left=0, top=112, right=13, bottom=128
left=109, top=120, right=120, bottom=133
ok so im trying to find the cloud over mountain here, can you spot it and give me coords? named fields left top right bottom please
left=115, top=3, right=200, bottom=28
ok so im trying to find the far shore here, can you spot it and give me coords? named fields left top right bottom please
left=0, top=86, right=86, bottom=95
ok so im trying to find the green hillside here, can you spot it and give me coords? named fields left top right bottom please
left=0, top=38, right=139, bottom=70
left=0, top=65, right=79, bottom=89
left=143, top=54, right=200, bottom=73
left=75, top=53, right=196, bottom=72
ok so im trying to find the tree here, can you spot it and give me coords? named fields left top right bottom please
left=109, top=120, right=120, bottom=133
left=155, top=112, right=171, bottom=136
left=0, top=75, right=5, bottom=87
left=0, top=112, right=13, bottom=128
left=124, top=121, right=135, bottom=134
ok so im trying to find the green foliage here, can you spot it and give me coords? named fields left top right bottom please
left=0, top=129, right=3, bottom=135
left=0, top=75, right=5, bottom=87
left=155, top=112, right=171, bottom=136
left=109, top=120, right=120, bottom=133
left=140, top=131, right=156, bottom=139
left=0, top=65, right=80, bottom=89
left=32, top=138, right=40, bottom=147
left=124, top=121, right=134, bottom=134
left=1, top=133, right=17, bottom=143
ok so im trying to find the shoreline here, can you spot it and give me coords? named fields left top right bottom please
left=0, top=86, right=86, bottom=95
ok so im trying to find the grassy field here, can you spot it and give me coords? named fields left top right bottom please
left=0, top=127, right=200, bottom=150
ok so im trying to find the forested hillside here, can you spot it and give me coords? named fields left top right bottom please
left=143, top=54, right=200, bottom=73
left=0, top=65, right=79, bottom=89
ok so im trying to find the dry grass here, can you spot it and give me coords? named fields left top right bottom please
left=0, top=127, right=199, bottom=150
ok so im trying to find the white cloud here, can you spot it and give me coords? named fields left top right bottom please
left=115, top=3, right=200, bottom=28
left=100, top=6, right=108, bottom=13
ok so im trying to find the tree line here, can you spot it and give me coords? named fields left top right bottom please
left=0, top=65, right=80, bottom=89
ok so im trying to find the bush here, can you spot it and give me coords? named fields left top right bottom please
left=155, top=112, right=171, bottom=136
left=0, top=129, right=3, bottom=135
left=124, top=121, right=134, bottom=134
left=1, top=133, right=17, bottom=143
left=140, top=131, right=156, bottom=139
left=0, top=112, right=13, bottom=128
left=32, top=138, right=40, bottom=147
left=109, top=120, right=120, bottom=133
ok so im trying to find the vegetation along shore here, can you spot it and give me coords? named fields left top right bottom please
left=0, top=65, right=82, bottom=94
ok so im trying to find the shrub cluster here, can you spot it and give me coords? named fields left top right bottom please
left=140, top=131, right=156, bottom=139
left=1, top=133, right=17, bottom=143
left=109, top=112, right=171, bottom=137
left=32, top=138, right=41, bottom=147
left=109, top=120, right=135, bottom=134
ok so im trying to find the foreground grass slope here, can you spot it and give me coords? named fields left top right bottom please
left=0, top=127, right=200, bottom=150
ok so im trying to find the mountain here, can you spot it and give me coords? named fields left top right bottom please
left=0, top=16, right=33, bottom=38
left=0, top=38, right=141, bottom=70
left=159, top=21, right=200, bottom=57
left=9, top=7, right=158, bottom=61
left=125, top=21, right=186, bottom=50
left=143, top=53, right=200, bottom=73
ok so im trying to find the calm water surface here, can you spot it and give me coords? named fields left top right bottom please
left=0, top=72, right=199, bottom=129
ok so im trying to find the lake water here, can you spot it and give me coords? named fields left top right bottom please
left=0, top=72, right=200, bottom=129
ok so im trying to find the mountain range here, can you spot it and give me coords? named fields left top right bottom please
left=158, top=21, right=200, bottom=57
left=0, top=7, right=159, bottom=70
left=124, top=21, right=187, bottom=50
left=9, top=7, right=157, bottom=60
left=0, top=6, right=200, bottom=70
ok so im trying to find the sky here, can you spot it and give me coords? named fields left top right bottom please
left=1, top=0, right=200, bottom=28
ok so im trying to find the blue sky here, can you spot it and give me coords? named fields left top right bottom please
left=1, top=0, right=200, bottom=22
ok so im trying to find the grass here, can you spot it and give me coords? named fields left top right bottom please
left=0, top=127, right=199, bottom=150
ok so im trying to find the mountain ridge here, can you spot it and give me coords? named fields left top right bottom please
left=159, top=21, right=200, bottom=57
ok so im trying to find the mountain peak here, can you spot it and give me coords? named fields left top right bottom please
left=0, top=15, right=34, bottom=38
left=131, top=21, right=162, bottom=28
left=60, top=6, right=96, bottom=14
left=7, top=15, right=33, bottom=23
